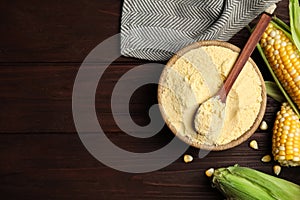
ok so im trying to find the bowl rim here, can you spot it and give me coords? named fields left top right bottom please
left=157, top=40, right=267, bottom=151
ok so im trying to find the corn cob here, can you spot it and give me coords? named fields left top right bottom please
left=272, top=102, right=300, bottom=166
left=210, top=165, right=300, bottom=200
left=260, top=23, right=300, bottom=110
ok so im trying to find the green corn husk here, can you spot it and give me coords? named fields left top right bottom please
left=290, top=0, right=300, bottom=51
left=211, top=165, right=300, bottom=200
left=265, top=81, right=285, bottom=103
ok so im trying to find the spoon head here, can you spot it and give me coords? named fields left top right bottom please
left=194, top=95, right=226, bottom=146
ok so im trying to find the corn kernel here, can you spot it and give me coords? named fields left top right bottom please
left=279, top=151, right=286, bottom=156
left=183, top=154, right=193, bottom=163
left=293, top=157, right=300, bottom=161
left=279, top=155, right=286, bottom=161
left=260, top=121, right=268, bottom=130
left=286, top=149, right=294, bottom=155
left=205, top=168, right=214, bottom=177
left=273, top=165, right=281, bottom=175
left=286, top=154, right=294, bottom=160
left=261, top=155, right=272, bottom=163
left=249, top=140, right=258, bottom=150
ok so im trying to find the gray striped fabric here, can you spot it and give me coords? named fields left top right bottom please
left=120, top=0, right=280, bottom=61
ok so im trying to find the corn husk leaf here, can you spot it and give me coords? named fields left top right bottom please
left=265, top=81, right=285, bottom=103
left=212, top=165, right=300, bottom=200
left=289, top=0, right=300, bottom=51
left=272, top=16, right=291, bottom=37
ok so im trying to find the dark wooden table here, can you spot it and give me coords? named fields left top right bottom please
left=1, top=0, right=299, bottom=199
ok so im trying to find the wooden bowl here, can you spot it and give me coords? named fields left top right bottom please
left=157, top=40, right=267, bottom=151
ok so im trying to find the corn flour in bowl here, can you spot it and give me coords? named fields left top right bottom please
left=157, top=41, right=266, bottom=151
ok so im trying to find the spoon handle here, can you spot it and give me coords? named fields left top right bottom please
left=218, top=13, right=272, bottom=102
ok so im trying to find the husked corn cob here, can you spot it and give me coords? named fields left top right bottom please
left=210, top=165, right=300, bottom=200
left=272, top=102, right=300, bottom=166
left=260, top=23, right=300, bottom=109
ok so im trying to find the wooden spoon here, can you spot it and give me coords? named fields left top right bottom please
left=194, top=5, right=276, bottom=144
left=218, top=7, right=275, bottom=102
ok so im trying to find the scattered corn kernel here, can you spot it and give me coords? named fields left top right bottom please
left=260, top=121, right=268, bottom=130
left=249, top=140, right=259, bottom=150
left=205, top=168, right=215, bottom=177
left=273, top=165, right=281, bottom=175
left=261, top=155, right=272, bottom=163
left=183, top=154, right=193, bottom=163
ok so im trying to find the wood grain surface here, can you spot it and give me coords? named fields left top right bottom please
left=0, top=0, right=299, bottom=199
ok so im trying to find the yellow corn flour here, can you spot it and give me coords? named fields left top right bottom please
left=159, top=45, right=262, bottom=146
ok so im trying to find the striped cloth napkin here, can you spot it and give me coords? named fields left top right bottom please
left=120, top=0, right=280, bottom=61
